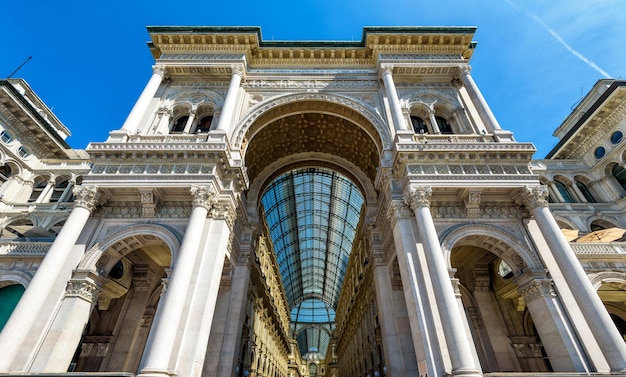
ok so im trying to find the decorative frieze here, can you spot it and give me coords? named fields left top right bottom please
left=243, top=79, right=379, bottom=90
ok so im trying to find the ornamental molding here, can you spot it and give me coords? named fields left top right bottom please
left=379, top=53, right=464, bottom=61
left=439, top=223, right=541, bottom=272
left=159, top=53, right=246, bottom=61
left=79, top=223, right=181, bottom=271
left=559, top=98, right=626, bottom=159
left=398, top=87, right=459, bottom=107
left=0, top=241, right=51, bottom=256
left=165, top=88, right=226, bottom=107
left=232, top=92, right=392, bottom=150
left=243, top=79, right=379, bottom=90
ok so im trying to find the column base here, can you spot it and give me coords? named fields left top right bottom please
left=450, top=367, right=482, bottom=377
left=136, top=368, right=178, bottom=377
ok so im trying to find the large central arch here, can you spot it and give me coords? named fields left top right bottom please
left=241, top=98, right=384, bottom=360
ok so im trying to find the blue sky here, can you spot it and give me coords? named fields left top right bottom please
left=2, top=0, right=625, bottom=158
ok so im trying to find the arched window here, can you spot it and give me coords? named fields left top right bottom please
left=576, top=181, right=596, bottom=203
left=554, top=181, right=574, bottom=203
left=410, top=116, right=428, bottom=134
left=436, top=116, right=453, bottom=134
left=612, top=165, right=626, bottom=192
left=0, top=284, right=25, bottom=331
left=171, top=116, right=188, bottom=133
left=196, top=115, right=213, bottom=133
left=0, top=165, right=12, bottom=184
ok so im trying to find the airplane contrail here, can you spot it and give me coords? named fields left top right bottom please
left=505, top=0, right=612, bottom=78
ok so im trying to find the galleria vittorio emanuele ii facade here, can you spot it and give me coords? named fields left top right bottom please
left=2, top=26, right=626, bottom=377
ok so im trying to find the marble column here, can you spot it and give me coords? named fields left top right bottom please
left=428, top=110, right=441, bottom=134
left=216, top=66, right=244, bottom=133
left=29, top=271, right=102, bottom=372
left=137, top=185, right=217, bottom=377
left=569, top=182, right=588, bottom=203
left=121, top=65, right=167, bottom=133
left=176, top=208, right=234, bottom=377
left=458, top=67, right=501, bottom=132
left=380, top=65, right=409, bottom=132
left=0, top=185, right=99, bottom=372
left=516, top=275, right=589, bottom=372
left=519, top=185, right=626, bottom=371
left=387, top=200, right=442, bottom=377
left=35, top=180, right=55, bottom=203
left=182, top=110, right=197, bottom=134
left=405, top=186, right=482, bottom=376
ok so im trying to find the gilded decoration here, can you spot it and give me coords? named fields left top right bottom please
left=244, top=112, right=380, bottom=184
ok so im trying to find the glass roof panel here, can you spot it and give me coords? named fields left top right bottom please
left=261, top=168, right=364, bottom=358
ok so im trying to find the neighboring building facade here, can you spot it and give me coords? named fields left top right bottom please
left=1, top=26, right=626, bottom=377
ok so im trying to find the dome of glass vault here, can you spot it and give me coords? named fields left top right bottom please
left=261, top=168, right=364, bottom=358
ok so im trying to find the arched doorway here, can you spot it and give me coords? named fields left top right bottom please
left=239, top=98, right=384, bottom=376
left=71, top=234, right=172, bottom=373
left=449, top=234, right=551, bottom=373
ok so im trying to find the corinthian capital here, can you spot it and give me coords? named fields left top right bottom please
left=385, top=200, right=413, bottom=227
left=231, top=64, right=246, bottom=78
left=379, top=64, right=393, bottom=77
left=152, top=64, right=168, bottom=78
left=73, top=185, right=100, bottom=212
left=516, top=185, right=549, bottom=210
left=65, top=279, right=101, bottom=303
left=404, top=186, right=432, bottom=210
left=190, top=185, right=218, bottom=210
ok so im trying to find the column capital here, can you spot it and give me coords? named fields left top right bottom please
left=190, top=185, right=218, bottom=211
left=517, top=278, right=556, bottom=303
left=378, top=64, right=394, bottom=77
left=516, top=185, right=549, bottom=210
left=73, top=185, right=100, bottom=212
left=404, top=185, right=432, bottom=210
left=152, top=64, right=168, bottom=78
left=65, top=278, right=101, bottom=303
left=231, top=64, right=246, bottom=78
left=385, top=200, right=413, bottom=227
left=456, top=64, right=471, bottom=78
left=210, top=200, right=237, bottom=227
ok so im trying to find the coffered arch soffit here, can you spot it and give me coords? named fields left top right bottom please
left=241, top=96, right=386, bottom=190
left=440, top=223, right=542, bottom=275
left=78, top=224, right=181, bottom=273
left=232, top=93, right=391, bottom=151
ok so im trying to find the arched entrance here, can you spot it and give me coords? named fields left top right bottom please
left=70, top=232, right=173, bottom=373
left=239, top=98, right=384, bottom=376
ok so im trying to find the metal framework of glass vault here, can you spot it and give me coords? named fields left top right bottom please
left=260, top=168, right=364, bottom=358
